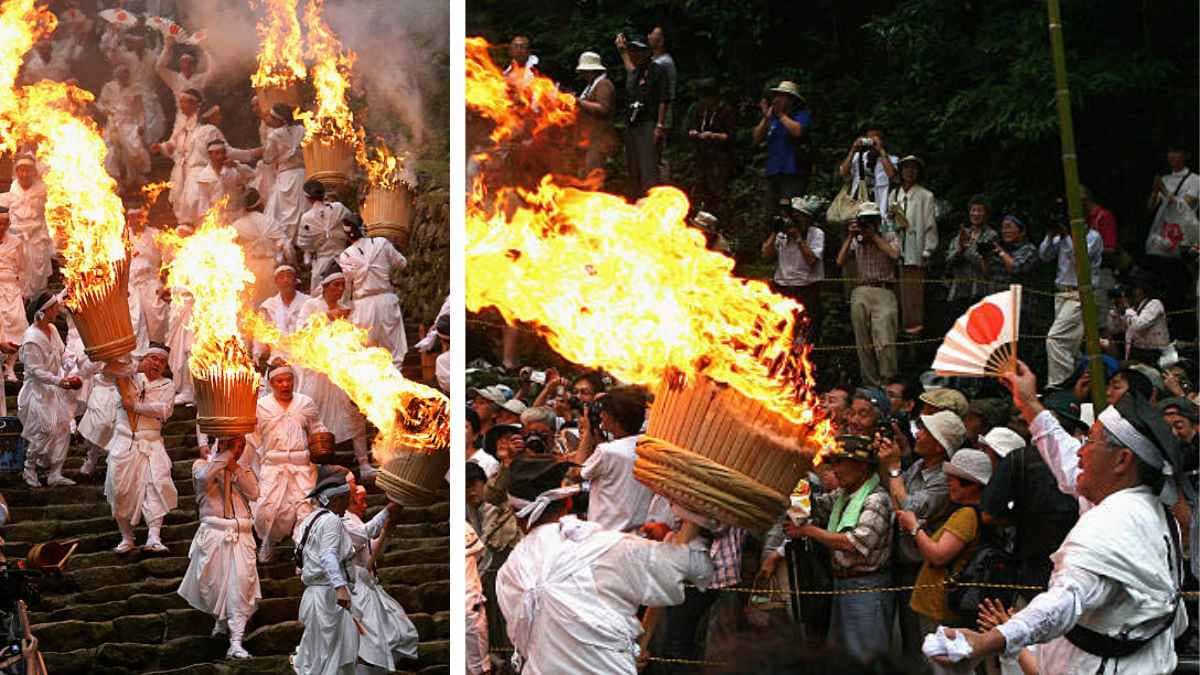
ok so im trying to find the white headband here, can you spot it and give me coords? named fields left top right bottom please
left=34, top=292, right=62, bottom=322
left=317, top=482, right=351, bottom=506
left=1098, top=405, right=1165, bottom=473
left=507, top=484, right=581, bottom=526
left=274, top=264, right=296, bottom=275
left=14, top=156, right=35, bottom=169
left=321, top=272, right=345, bottom=286
left=268, top=365, right=294, bottom=380
left=269, top=107, right=287, bottom=123
left=144, top=346, right=169, bottom=358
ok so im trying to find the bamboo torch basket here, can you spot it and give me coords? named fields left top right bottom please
left=302, top=136, right=355, bottom=197
left=362, top=186, right=413, bottom=251
left=633, top=375, right=812, bottom=533
left=377, top=443, right=449, bottom=506
left=72, top=258, right=137, bottom=364
left=255, top=82, right=302, bottom=117
left=194, top=370, right=258, bottom=438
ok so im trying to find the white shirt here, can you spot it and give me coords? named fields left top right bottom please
left=1038, top=230, right=1103, bottom=289
left=580, top=435, right=654, bottom=532
left=849, top=151, right=898, bottom=213
left=1161, top=168, right=1200, bottom=205
left=193, top=450, right=259, bottom=521
left=773, top=227, right=824, bottom=287
left=258, top=292, right=312, bottom=335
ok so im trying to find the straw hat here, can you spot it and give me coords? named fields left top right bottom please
left=855, top=201, right=881, bottom=219
left=575, top=51, right=606, bottom=72
left=898, top=155, right=925, bottom=171
left=943, top=449, right=993, bottom=486
left=766, top=80, right=806, bottom=105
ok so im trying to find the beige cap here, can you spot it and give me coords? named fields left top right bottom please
left=943, top=449, right=993, bottom=486
left=919, top=388, right=970, bottom=418
left=979, top=427, right=1025, bottom=458
left=920, top=410, right=966, bottom=458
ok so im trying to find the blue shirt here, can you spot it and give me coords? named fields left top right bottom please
left=765, top=110, right=812, bottom=176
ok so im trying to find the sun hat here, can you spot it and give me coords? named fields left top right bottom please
left=943, top=449, right=993, bottom=486
left=920, top=410, right=966, bottom=457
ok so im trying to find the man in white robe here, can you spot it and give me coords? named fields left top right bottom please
left=250, top=364, right=325, bottom=562
left=0, top=155, right=51, bottom=302
left=17, top=292, right=80, bottom=488
left=152, top=92, right=226, bottom=226
left=938, top=363, right=1188, bottom=674
left=178, top=435, right=261, bottom=660
left=127, top=208, right=168, bottom=343
left=155, top=35, right=213, bottom=114
left=164, top=224, right=197, bottom=405
left=231, top=189, right=285, bottom=307
left=253, top=265, right=310, bottom=364
left=0, top=209, right=26, bottom=382
left=337, top=215, right=408, bottom=368
left=295, top=181, right=350, bottom=295
left=105, top=346, right=177, bottom=554
left=496, top=455, right=714, bottom=675
left=190, top=139, right=254, bottom=222
left=343, top=474, right=418, bottom=673
left=19, top=39, right=81, bottom=84
left=106, top=35, right=167, bottom=146
left=260, top=104, right=307, bottom=261
left=291, top=472, right=360, bottom=675
left=96, top=64, right=151, bottom=192
left=465, top=522, right=491, bottom=675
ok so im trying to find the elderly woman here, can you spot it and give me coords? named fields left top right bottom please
left=983, top=214, right=1038, bottom=287
left=944, top=195, right=999, bottom=321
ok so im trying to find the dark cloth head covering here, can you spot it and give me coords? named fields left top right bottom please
left=435, top=313, right=450, bottom=338
left=303, top=180, right=325, bottom=200
left=507, top=454, right=573, bottom=501
left=1159, top=397, right=1199, bottom=424
left=341, top=211, right=364, bottom=238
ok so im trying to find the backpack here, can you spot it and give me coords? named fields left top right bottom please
left=945, top=505, right=1019, bottom=616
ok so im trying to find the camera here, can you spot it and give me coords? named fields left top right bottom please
left=523, top=433, right=547, bottom=454
left=1107, top=285, right=1126, bottom=300
left=771, top=215, right=792, bottom=234
left=858, top=136, right=875, bottom=149
left=528, top=370, right=547, bottom=385
left=976, top=240, right=998, bottom=257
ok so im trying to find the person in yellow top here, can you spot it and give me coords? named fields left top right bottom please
left=896, top=449, right=992, bottom=661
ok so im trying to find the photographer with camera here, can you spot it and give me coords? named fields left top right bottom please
left=838, top=127, right=899, bottom=213
left=984, top=214, right=1038, bottom=287
left=943, top=195, right=1000, bottom=323
left=1039, top=201, right=1104, bottom=388
left=836, top=202, right=901, bottom=387
left=762, top=196, right=825, bottom=338
left=752, top=80, right=812, bottom=209
left=575, top=385, right=654, bottom=533
left=614, top=32, right=669, bottom=199
left=1106, top=270, right=1170, bottom=366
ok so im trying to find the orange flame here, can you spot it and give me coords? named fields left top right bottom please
left=297, top=0, right=358, bottom=146
left=140, top=180, right=171, bottom=206
left=244, top=312, right=450, bottom=460
left=251, top=0, right=307, bottom=89
left=0, top=3, right=127, bottom=313
left=465, top=39, right=833, bottom=451
left=357, top=138, right=414, bottom=191
left=157, top=201, right=257, bottom=381
left=465, top=36, right=577, bottom=145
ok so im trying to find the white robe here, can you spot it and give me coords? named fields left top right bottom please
left=343, top=510, right=419, bottom=670
left=292, top=508, right=360, bottom=675
left=296, top=201, right=350, bottom=294
left=338, top=237, right=408, bottom=367
left=107, top=46, right=167, bottom=145
left=17, top=324, right=75, bottom=472
left=249, top=393, right=323, bottom=543
left=465, top=524, right=490, bottom=675
left=0, top=179, right=51, bottom=301
left=253, top=291, right=311, bottom=361
left=178, top=451, right=261, bottom=638
left=295, top=297, right=365, bottom=443
left=155, top=44, right=213, bottom=107
left=97, top=79, right=150, bottom=188
left=231, top=211, right=284, bottom=307
left=496, top=515, right=714, bottom=675
left=165, top=287, right=195, bottom=402
left=0, top=235, right=27, bottom=345
left=163, top=118, right=225, bottom=225
left=20, top=45, right=79, bottom=84
left=187, top=162, right=253, bottom=224
left=103, top=374, right=177, bottom=527
left=129, top=227, right=169, bottom=343
left=261, top=124, right=306, bottom=248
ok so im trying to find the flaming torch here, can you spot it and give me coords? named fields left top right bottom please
left=358, top=139, right=416, bottom=250
left=466, top=40, right=833, bottom=532
left=297, top=0, right=361, bottom=196
left=245, top=312, right=450, bottom=505
left=159, top=203, right=258, bottom=437
left=250, top=0, right=307, bottom=116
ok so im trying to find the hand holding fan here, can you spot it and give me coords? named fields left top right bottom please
left=98, top=8, right=138, bottom=28
left=933, top=285, right=1022, bottom=378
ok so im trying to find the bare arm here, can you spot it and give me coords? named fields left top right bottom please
left=775, top=112, right=804, bottom=139
left=761, top=232, right=778, bottom=260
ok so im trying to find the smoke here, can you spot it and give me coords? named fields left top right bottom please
left=177, top=0, right=447, bottom=151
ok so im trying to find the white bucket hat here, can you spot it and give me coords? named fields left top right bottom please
left=575, top=51, right=606, bottom=72
left=920, top=410, right=966, bottom=458
left=979, top=427, right=1025, bottom=458
left=501, top=399, right=528, bottom=416
left=943, top=449, right=993, bottom=486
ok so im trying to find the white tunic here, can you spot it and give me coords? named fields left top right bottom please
left=496, top=515, right=714, bottom=675
left=253, top=291, right=311, bottom=361
left=103, top=373, right=177, bottom=526
left=343, top=510, right=419, bottom=669
left=296, top=201, right=350, bottom=293
left=129, top=227, right=168, bottom=343
left=97, top=79, right=151, bottom=187
left=163, top=118, right=226, bottom=225
left=337, top=237, right=408, bottom=366
left=20, top=45, right=79, bottom=84
left=249, top=394, right=323, bottom=543
left=17, top=325, right=74, bottom=450
left=262, top=124, right=306, bottom=246
left=165, top=287, right=194, bottom=400
left=0, top=235, right=27, bottom=344
left=292, top=508, right=359, bottom=675
left=295, top=297, right=364, bottom=443
left=465, top=524, right=490, bottom=675
left=0, top=179, right=51, bottom=301
left=188, top=162, right=253, bottom=224
left=231, top=211, right=284, bottom=307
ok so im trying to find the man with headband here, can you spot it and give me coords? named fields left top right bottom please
left=152, top=91, right=228, bottom=226
left=0, top=207, right=25, bottom=384
left=178, top=434, right=260, bottom=660
left=260, top=103, right=307, bottom=262
left=291, top=471, right=360, bottom=675
left=190, top=138, right=254, bottom=221
left=0, top=153, right=50, bottom=301
left=250, top=361, right=325, bottom=563
left=295, top=180, right=350, bottom=295
left=155, top=33, right=214, bottom=120
left=17, top=291, right=80, bottom=487
left=253, top=264, right=311, bottom=365
left=495, top=454, right=714, bottom=674
left=104, top=343, right=177, bottom=554
left=932, top=361, right=1187, bottom=673
left=337, top=211, right=410, bottom=367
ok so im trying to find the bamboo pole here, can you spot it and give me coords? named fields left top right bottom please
left=1046, top=0, right=1107, bottom=410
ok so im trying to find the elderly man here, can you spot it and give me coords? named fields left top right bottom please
left=231, top=189, right=286, bottom=306
left=497, top=454, right=714, bottom=675
left=18, top=292, right=80, bottom=488
left=178, top=435, right=260, bottom=659
left=337, top=213, right=409, bottom=368
left=574, top=51, right=617, bottom=183
left=0, top=208, right=25, bottom=383
left=878, top=409, right=964, bottom=668
left=106, top=344, right=177, bottom=554
left=254, top=265, right=310, bottom=364
left=152, top=91, right=227, bottom=226
left=295, top=181, right=350, bottom=295
left=785, top=435, right=895, bottom=664
left=291, top=472, right=360, bottom=675
left=836, top=201, right=901, bottom=387
left=762, top=196, right=825, bottom=337
left=614, top=32, right=669, bottom=199
left=0, top=154, right=50, bottom=302
left=470, top=385, right=509, bottom=440
left=939, top=361, right=1187, bottom=674
left=191, top=139, right=254, bottom=219
left=251, top=363, right=325, bottom=563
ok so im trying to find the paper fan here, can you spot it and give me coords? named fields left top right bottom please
left=933, top=285, right=1022, bottom=378
left=99, top=8, right=138, bottom=27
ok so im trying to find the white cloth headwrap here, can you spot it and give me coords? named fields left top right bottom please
left=268, top=364, right=294, bottom=380
left=320, top=272, right=345, bottom=286
left=317, top=482, right=351, bottom=506
left=274, top=264, right=296, bottom=275
left=35, top=291, right=63, bottom=322
left=144, top=346, right=169, bottom=358
left=1098, top=405, right=1164, bottom=472
left=507, top=484, right=582, bottom=526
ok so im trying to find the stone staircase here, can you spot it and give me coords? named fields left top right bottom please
left=1, top=390, right=450, bottom=675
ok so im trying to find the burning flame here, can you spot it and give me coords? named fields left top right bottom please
left=0, top=2, right=127, bottom=313
left=465, top=36, right=577, bottom=145
left=141, top=180, right=172, bottom=206
left=358, top=139, right=414, bottom=191
left=244, top=312, right=450, bottom=460
left=466, top=38, right=833, bottom=449
left=157, top=201, right=257, bottom=381
left=251, top=0, right=307, bottom=90
left=297, top=0, right=358, bottom=146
